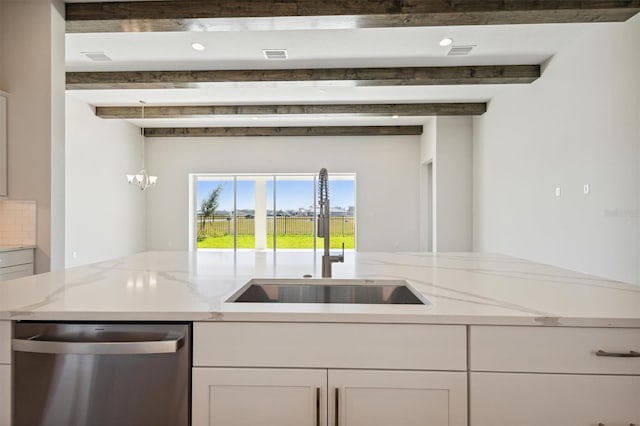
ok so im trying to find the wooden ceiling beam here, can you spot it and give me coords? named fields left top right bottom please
left=66, top=0, right=640, bottom=33
left=66, top=65, right=540, bottom=89
left=95, top=103, right=487, bottom=118
left=144, top=126, right=423, bottom=137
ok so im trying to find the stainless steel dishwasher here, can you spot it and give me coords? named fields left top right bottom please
left=12, top=322, right=190, bottom=426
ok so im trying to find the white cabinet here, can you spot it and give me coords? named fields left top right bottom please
left=0, top=321, right=9, bottom=364
left=192, top=368, right=467, bottom=426
left=330, top=369, right=467, bottom=426
left=470, top=325, right=640, bottom=374
left=0, top=322, right=9, bottom=426
left=469, top=326, right=640, bottom=426
left=193, top=368, right=326, bottom=426
left=0, top=92, right=7, bottom=197
left=194, top=322, right=466, bottom=371
left=0, top=365, right=10, bottom=426
left=471, top=372, right=640, bottom=426
left=192, top=322, right=468, bottom=426
left=0, top=248, right=34, bottom=281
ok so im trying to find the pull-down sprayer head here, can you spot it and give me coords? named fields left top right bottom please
left=318, top=168, right=329, bottom=238
left=317, top=168, right=345, bottom=278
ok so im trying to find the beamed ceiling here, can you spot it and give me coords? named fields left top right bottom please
left=64, top=0, right=640, bottom=134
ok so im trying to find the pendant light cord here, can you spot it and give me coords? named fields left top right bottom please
left=140, top=100, right=146, bottom=170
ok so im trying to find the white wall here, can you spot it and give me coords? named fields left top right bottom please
left=419, top=117, right=473, bottom=252
left=145, top=135, right=421, bottom=252
left=50, top=0, right=65, bottom=271
left=1, top=0, right=66, bottom=273
left=473, top=16, right=640, bottom=285
left=65, top=95, right=146, bottom=267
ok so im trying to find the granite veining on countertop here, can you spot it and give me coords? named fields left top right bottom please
left=0, top=251, right=638, bottom=326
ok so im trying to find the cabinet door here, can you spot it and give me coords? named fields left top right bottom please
left=328, top=370, right=467, bottom=426
left=471, top=372, right=640, bottom=426
left=192, top=367, right=326, bottom=426
left=0, top=364, right=10, bottom=426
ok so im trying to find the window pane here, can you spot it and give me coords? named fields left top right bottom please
left=196, top=177, right=234, bottom=249
left=235, top=178, right=256, bottom=249
left=271, top=176, right=315, bottom=250
left=266, top=178, right=274, bottom=248
left=324, top=177, right=356, bottom=250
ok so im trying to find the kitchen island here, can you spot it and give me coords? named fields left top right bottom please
left=0, top=250, right=638, bottom=326
left=1, top=251, right=639, bottom=426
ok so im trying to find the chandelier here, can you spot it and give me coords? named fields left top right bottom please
left=126, top=100, right=157, bottom=191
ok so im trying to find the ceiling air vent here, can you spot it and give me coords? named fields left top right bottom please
left=262, top=49, right=288, bottom=60
left=82, top=52, right=112, bottom=61
left=447, top=45, right=475, bottom=56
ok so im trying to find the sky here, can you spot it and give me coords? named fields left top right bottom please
left=197, top=177, right=355, bottom=211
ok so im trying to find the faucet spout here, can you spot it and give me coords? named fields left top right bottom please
left=318, top=168, right=344, bottom=278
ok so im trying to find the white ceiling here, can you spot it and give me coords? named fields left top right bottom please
left=65, top=22, right=604, bottom=127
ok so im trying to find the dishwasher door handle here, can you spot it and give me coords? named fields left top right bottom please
left=13, top=333, right=184, bottom=355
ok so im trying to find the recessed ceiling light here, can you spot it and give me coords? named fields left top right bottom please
left=191, top=42, right=206, bottom=51
left=391, top=115, right=399, bottom=119
left=439, top=38, right=453, bottom=47
left=251, top=117, right=259, bottom=120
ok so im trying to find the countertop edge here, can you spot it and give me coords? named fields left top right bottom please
left=3, top=311, right=640, bottom=328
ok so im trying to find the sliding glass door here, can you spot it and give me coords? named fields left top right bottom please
left=194, top=173, right=355, bottom=252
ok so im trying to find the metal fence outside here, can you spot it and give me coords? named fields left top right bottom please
left=197, top=215, right=355, bottom=236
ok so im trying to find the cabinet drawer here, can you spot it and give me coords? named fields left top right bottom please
left=0, top=321, right=9, bottom=364
left=0, top=263, right=33, bottom=281
left=470, top=326, right=640, bottom=374
left=194, top=322, right=466, bottom=370
left=470, top=372, right=640, bottom=426
left=0, top=249, right=33, bottom=269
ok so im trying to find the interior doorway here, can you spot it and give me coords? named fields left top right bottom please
left=420, top=161, right=434, bottom=252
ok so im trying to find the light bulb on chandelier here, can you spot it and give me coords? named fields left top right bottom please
left=126, top=100, right=157, bottom=191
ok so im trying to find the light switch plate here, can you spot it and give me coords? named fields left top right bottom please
left=555, top=187, right=561, bottom=197
left=583, top=184, right=590, bottom=195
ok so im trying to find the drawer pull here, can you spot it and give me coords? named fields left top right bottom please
left=316, top=387, right=320, bottom=426
left=595, top=350, right=640, bottom=357
left=335, top=387, right=340, bottom=426
left=597, top=423, right=637, bottom=426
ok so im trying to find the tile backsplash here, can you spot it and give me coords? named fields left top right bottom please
left=0, top=200, right=36, bottom=246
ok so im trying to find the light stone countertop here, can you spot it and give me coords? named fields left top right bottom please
left=0, top=251, right=638, bottom=326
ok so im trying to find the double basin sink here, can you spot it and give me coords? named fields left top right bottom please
left=228, top=279, right=429, bottom=305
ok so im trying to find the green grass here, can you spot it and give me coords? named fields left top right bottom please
left=197, top=234, right=355, bottom=249
left=198, top=234, right=255, bottom=249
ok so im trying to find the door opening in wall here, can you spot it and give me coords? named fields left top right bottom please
left=420, top=161, right=434, bottom=252
left=190, top=173, right=356, bottom=252
left=427, top=162, right=434, bottom=252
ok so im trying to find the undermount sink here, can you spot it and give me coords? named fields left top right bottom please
left=227, top=279, right=430, bottom=305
